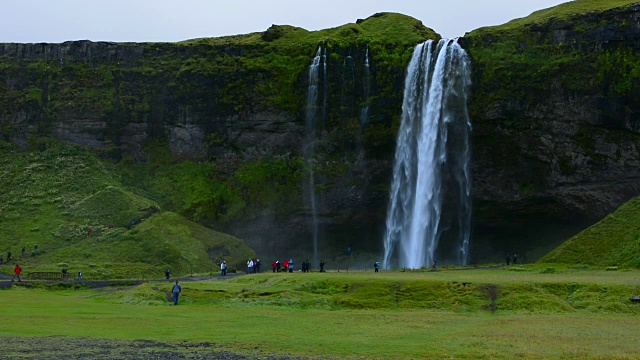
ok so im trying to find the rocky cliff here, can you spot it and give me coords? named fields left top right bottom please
left=462, top=0, right=640, bottom=260
left=2, top=3, right=640, bottom=263
left=0, top=13, right=436, bottom=262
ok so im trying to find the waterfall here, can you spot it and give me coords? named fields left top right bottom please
left=382, top=39, right=472, bottom=269
left=306, top=46, right=324, bottom=265
left=360, top=44, right=371, bottom=127
left=343, top=55, right=356, bottom=117
left=322, top=49, right=328, bottom=125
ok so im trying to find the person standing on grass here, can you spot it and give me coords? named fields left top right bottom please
left=271, top=260, right=277, bottom=273
left=374, top=261, right=380, bottom=273
left=172, top=280, right=182, bottom=305
left=432, top=259, right=437, bottom=272
left=247, top=258, right=254, bottom=274
left=513, top=254, right=518, bottom=264
left=12, top=263, right=22, bottom=282
left=165, top=269, right=171, bottom=280
left=255, top=259, right=261, bottom=273
left=506, top=254, right=510, bottom=266
left=319, top=260, right=325, bottom=272
left=221, top=261, right=227, bottom=276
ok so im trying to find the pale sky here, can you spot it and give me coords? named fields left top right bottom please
left=1, top=0, right=569, bottom=43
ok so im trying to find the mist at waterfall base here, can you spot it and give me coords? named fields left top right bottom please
left=383, top=39, right=472, bottom=270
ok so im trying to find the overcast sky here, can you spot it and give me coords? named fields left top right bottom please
left=1, top=0, right=569, bottom=43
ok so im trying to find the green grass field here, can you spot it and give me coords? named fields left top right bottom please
left=2, top=268, right=639, bottom=359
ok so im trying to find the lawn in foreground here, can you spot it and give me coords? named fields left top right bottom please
left=1, top=269, right=639, bottom=359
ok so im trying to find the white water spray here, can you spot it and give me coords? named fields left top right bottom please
left=383, top=39, right=472, bottom=269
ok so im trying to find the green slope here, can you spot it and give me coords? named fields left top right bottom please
left=539, top=196, right=640, bottom=267
left=469, top=0, right=639, bottom=36
left=0, top=141, right=254, bottom=278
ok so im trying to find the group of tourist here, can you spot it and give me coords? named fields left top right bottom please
left=265, top=259, right=326, bottom=273
left=505, top=253, right=519, bottom=265
left=247, top=258, right=261, bottom=273
left=215, top=258, right=328, bottom=274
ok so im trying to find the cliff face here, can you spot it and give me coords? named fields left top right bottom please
left=2, top=5, right=640, bottom=263
left=0, top=13, right=435, bottom=261
left=463, top=1, right=640, bottom=259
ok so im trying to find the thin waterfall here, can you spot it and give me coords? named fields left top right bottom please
left=343, top=55, right=356, bottom=117
left=360, top=44, right=371, bottom=127
left=383, top=39, right=472, bottom=269
left=322, top=48, right=328, bottom=126
left=306, top=46, right=324, bottom=266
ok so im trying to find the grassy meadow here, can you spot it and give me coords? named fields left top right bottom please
left=1, top=267, right=639, bottom=359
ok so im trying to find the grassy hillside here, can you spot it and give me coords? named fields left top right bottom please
left=470, top=0, right=639, bottom=36
left=539, top=196, right=640, bottom=267
left=0, top=141, right=254, bottom=278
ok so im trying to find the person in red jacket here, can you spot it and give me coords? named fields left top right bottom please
left=271, top=260, right=277, bottom=273
left=12, top=263, right=22, bottom=282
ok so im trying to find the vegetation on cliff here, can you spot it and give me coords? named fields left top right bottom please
left=0, top=13, right=436, bottom=244
left=464, top=0, right=640, bottom=109
left=460, top=0, right=640, bottom=262
left=0, top=141, right=254, bottom=278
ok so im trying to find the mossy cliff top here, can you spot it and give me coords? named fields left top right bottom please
left=182, top=12, right=437, bottom=47
left=467, top=0, right=639, bottom=38
left=0, top=12, right=436, bottom=133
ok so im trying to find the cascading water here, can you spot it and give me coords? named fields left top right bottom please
left=322, top=49, right=328, bottom=125
left=306, top=46, right=324, bottom=265
left=382, top=39, right=472, bottom=269
left=360, top=44, right=371, bottom=127
left=343, top=55, right=356, bottom=117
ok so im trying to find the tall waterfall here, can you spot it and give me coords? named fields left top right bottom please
left=306, top=46, right=324, bottom=265
left=382, top=39, right=472, bottom=269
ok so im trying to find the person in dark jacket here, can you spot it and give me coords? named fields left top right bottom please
left=172, top=281, right=182, bottom=305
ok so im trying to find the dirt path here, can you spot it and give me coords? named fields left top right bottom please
left=0, top=336, right=320, bottom=359
left=0, top=273, right=243, bottom=289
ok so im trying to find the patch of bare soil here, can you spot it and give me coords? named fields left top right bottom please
left=0, top=336, right=319, bottom=359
